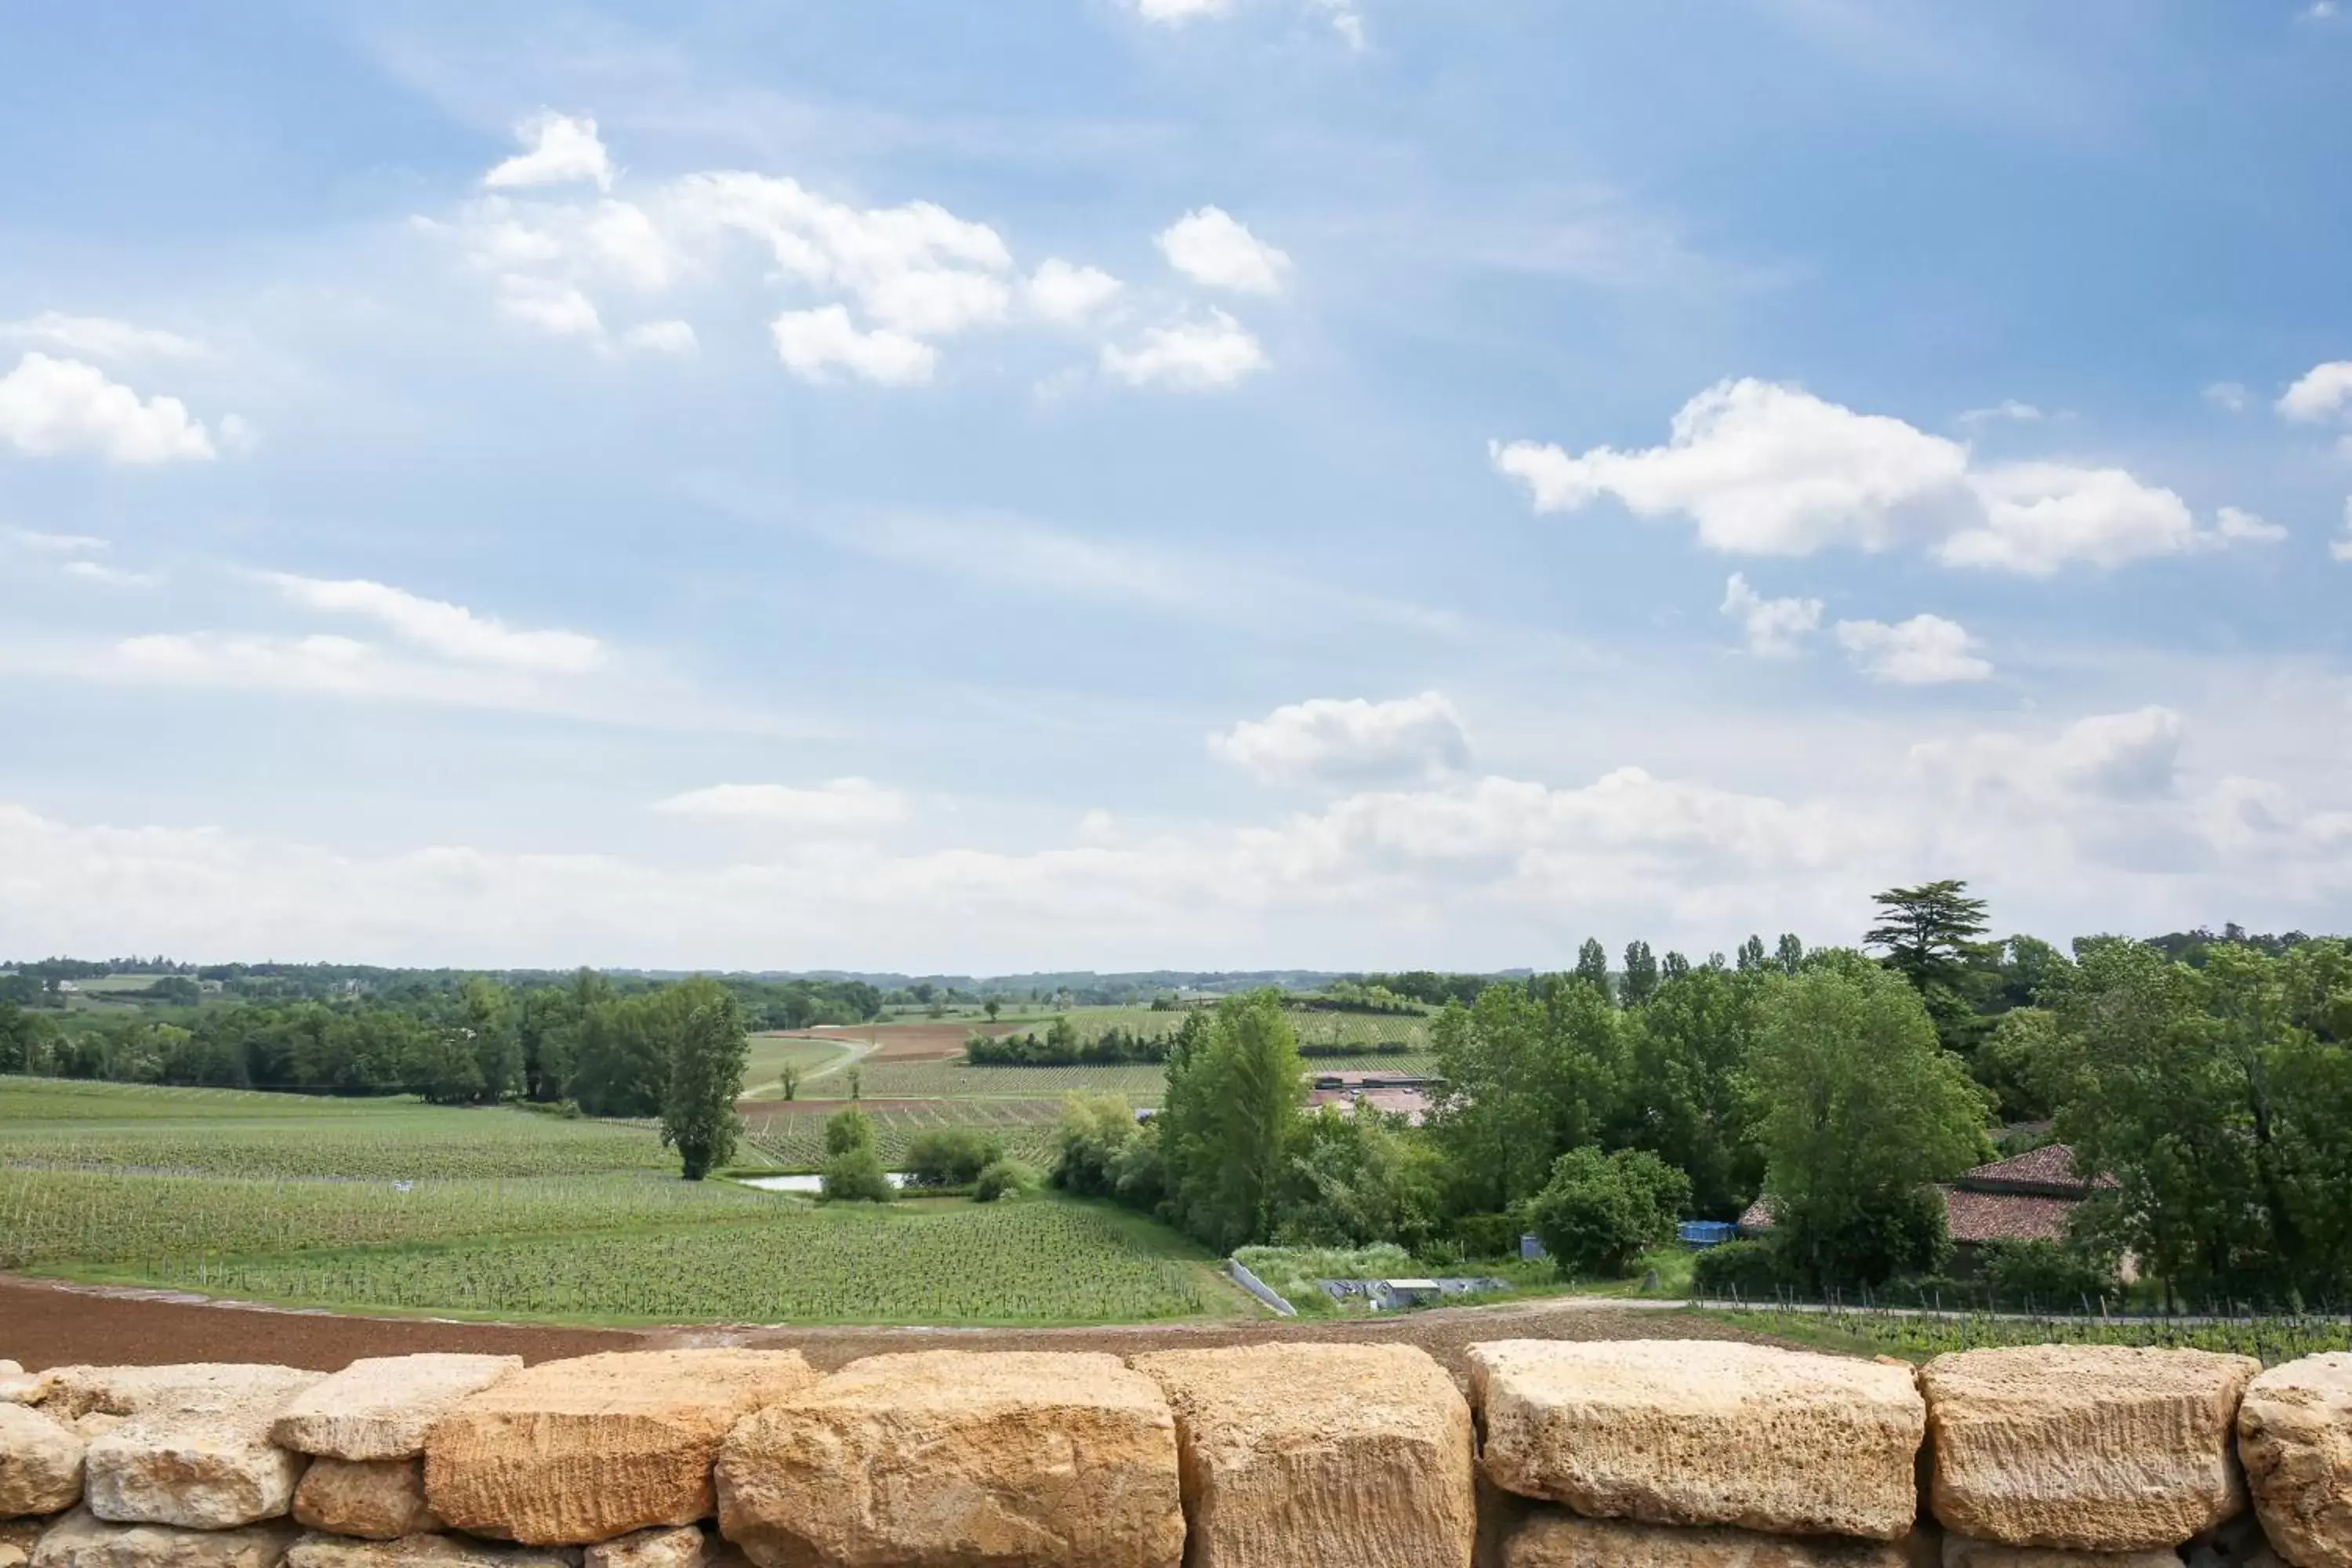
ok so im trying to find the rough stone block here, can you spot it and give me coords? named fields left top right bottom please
left=293, top=1460, right=438, bottom=1541
left=424, top=1350, right=815, bottom=1546
left=583, top=1526, right=705, bottom=1568
left=2238, top=1352, right=2352, bottom=1568
left=273, top=1358, right=521, bottom=1463
left=80, top=1364, right=321, bottom=1530
left=2, top=1520, right=45, bottom=1568
left=281, top=1534, right=579, bottom=1567
left=1940, top=1537, right=2183, bottom=1568
left=1468, top=1340, right=1925, bottom=1541
left=1499, top=1510, right=1934, bottom=1567
left=716, top=1349, right=1185, bottom=1568
left=0, top=1405, right=85, bottom=1518
left=27, top=1506, right=298, bottom=1568
left=1131, top=1342, right=1473, bottom=1568
left=1922, top=1346, right=2259, bottom=1552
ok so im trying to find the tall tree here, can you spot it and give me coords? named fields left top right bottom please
left=1156, top=991, right=1305, bottom=1251
left=1620, top=941, right=1660, bottom=1006
left=1428, top=980, right=1621, bottom=1215
left=1737, top=935, right=1767, bottom=973
left=1573, top=939, right=1613, bottom=1000
left=1774, top=933, right=1806, bottom=976
left=1750, top=956, right=1989, bottom=1287
left=1617, top=964, right=1764, bottom=1218
left=1866, top=880, right=1991, bottom=991
left=659, top=977, right=748, bottom=1180
left=1661, top=950, right=1692, bottom=985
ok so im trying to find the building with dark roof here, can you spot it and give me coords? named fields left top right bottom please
left=1736, top=1144, right=2111, bottom=1252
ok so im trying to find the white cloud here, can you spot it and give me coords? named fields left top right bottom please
left=1916, top=706, right=2184, bottom=807
left=1211, top=692, right=1470, bottom=786
left=652, top=779, right=909, bottom=832
left=5, top=528, right=111, bottom=554
left=0, top=313, right=202, bottom=360
left=216, top=413, right=260, bottom=453
left=484, top=111, right=614, bottom=193
left=1494, top=377, right=2270, bottom=575
left=1156, top=208, right=1292, bottom=294
left=1025, top=259, right=1123, bottom=325
left=495, top=275, right=603, bottom=338
left=2212, top=506, right=2288, bottom=546
left=2204, top=381, right=2250, bottom=414
left=1309, top=0, right=1368, bottom=48
left=1719, top=573, right=1823, bottom=657
left=622, top=320, right=697, bottom=354
left=260, top=573, right=605, bottom=674
left=583, top=200, right=682, bottom=289
left=1134, top=0, right=1236, bottom=20
left=60, top=560, right=161, bottom=589
left=1958, top=399, right=2042, bottom=424
left=1835, top=614, right=1991, bottom=685
left=0, top=353, right=215, bottom=463
left=2278, top=361, right=2352, bottom=423
left=1101, top=310, right=1268, bottom=390
left=771, top=307, right=936, bottom=386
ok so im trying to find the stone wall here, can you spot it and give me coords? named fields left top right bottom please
left=2, top=1341, right=2346, bottom=1568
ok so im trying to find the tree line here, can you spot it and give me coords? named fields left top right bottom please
left=1044, top=884, right=2352, bottom=1309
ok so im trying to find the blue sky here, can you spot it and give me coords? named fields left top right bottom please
left=2, top=0, right=2349, bottom=970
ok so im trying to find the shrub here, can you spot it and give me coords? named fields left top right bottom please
left=823, top=1109, right=875, bottom=1158
left=1449, top=1211, right=1520, bottom=1260
left=819, top=1145, right=895, bottom=1203
left=1977, top=1239, right=2120, bottom=1308
left=1690, top=1238, right=1786, bottom=1298
left=904, top=1128, right=1005, bottom=1189
left=972, top=1159, right=1040, bottom=1203
left=1523, top=1147, right=1691, bottom=1279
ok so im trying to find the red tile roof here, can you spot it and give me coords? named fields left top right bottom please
left=1943, top=1188, right=2078, bottom=1244
left=1955, top=1144, right=2116, bottom=1197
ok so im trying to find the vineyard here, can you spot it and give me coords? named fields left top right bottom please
left=739, top=1099, right=1063, bottom=1169
left=842, top=1050, right=1439, bottom=1105
left=112, top=1199, right=1234, bottom=1325
left=1698, top=1305, right=2352, bottom=1367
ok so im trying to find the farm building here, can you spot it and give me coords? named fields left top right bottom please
left=1736, top=1143, right=2114, bottom=1251
left=1306, top=1071, right=1435, bottom=1126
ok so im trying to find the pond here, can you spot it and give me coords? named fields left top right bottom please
left=737, top=1172, right=911, bottom=1193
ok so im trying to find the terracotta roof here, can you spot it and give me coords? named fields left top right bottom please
left=1943, top=1188, right=2078, bottom=1244
left=1737, top=1197, right=1775, bottom=1233
left=1955, top=1144, right=2116, bottom=1197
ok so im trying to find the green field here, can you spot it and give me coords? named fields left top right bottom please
left=741, top=1099, right=1064, bottom=1169
left=1699, top=1307, right=2352, bottom=1367
left=837, top=1051, right=1438, bottom=1105
left=740, top=1033, right=857, bottom=1098
left=0, top=1076, right=1248, bottom=1326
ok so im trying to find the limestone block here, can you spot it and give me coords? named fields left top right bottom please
left=281, top=1534, right=579, bottom=1568
left=1922, top=1345, right=2259, bottom=1552
left=274, top=1358, right=521, bottom=1463
left=0, top=1368, right=18, bottom=1380
left=583, top=1527, right=705, bottom=1568
left=27, top=1506, right=298, bottom=1568
left=2, top=1520, right=45, bottom=1568
left=0, top=1406, right=85, bottom=1518
left=1940, top=1537, right=2183, bottom=1568
left=293, top=1460, right=438, bottom=1541
left=2238, top=1352, right=2352, bottom=1568
left=1131, top=1342, right=1473, bottom=1568
left=715, top=1349, right=1185, bottom=1568
left=81, top=1364, right=321, bottom=1530
left=1500, top=1511, right=1933, bottom=1567
left=424, top=1350, right=815, bottom=1546
left=1468, top=1340, right=1925, bottom=1541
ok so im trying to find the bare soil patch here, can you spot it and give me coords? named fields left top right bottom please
left=776, top=1023, right=1017, bottom=1062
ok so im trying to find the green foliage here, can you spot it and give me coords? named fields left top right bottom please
left=823, top=1108, right=876, bottom=1158
left=1618, top=964, right=1764, bottom=1218
left=819, top=1144, right=895, bottom=1203
left=1690, top=1239, right=1785, bottom=1298
left=1274, top=1105, right=1440, bottom=1250
left=1447, top=1211, right=1520, bottom=1259
left=1749, top=961, right=1988, bottom=1287
left=1050, top=1092, right=1162, bottom=1208
left=1428, top=979, right=1619, bottom=1214
left=1232, top=1242, right=1414, bottom=1313
left=657, top=978, right=748, bottom=1181
left=1156, top=993, right=1305, bottom=1252
left=1523, top=1146, right=1691, bottom=1279
left=1976, top=1240, right=2121, bottom=1308
left=904, top=1127, right=1006, bottom=1189
left=1620, top=942, right=1660, bottom=1007
left=1573, top=939, right=1612, bottom=999
left=972, top=1158, right=1040, bottom=1203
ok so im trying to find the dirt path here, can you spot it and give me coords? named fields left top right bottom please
left=0, top=1275, right=1777, bottom=1379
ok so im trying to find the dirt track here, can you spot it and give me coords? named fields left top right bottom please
left=0, top=1275, right=1777, bottom=1379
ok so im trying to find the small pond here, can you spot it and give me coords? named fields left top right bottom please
left=738, top=1172, right=911, bottom=1193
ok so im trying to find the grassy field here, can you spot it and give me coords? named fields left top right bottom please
left=740, top=1033, right=857, bottom=1098
left=0, top=1076, right=1247, bottom=1326
left=1692, top=1307, right=2352, bottom=1366
left=100, top=1198, right=1236, bottom=1326
left=740, top=1099, right=1063, bottom=1169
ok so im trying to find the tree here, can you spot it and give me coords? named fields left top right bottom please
left=1616, top=963, right=1762, bottom=1218
left=1524, top=1147, right=1690, bottom=1279
left=456, top=977, right=521, bottom=1103
left=825, top=1107, right=875, bottom=1157
left=1774, top=933, right=1805, bottom=976
left=1156, top=991, right=1305, bottom=1251
left=1573, top=939, right=1613, bottom=1000
left=1661, top=950, right=1692, bottom=985
left=570, top=995, right=668, bottom=1117
left=819, top=1105, right=892, bottom=1200
left=1276, top=1105, right=1441, bottom=1250
left=1749, top=957, right=1989, bottom=1287
left=659, top=977, right=747, bottom=1181
left=1621, top=942, right=1660, bottom=1007
left=905, top=1127, right=1004, bottom=1188
left=1866, top=880, right=1993, bottom=989
left=983, top=998, right=1001, bottom=1023
left=778, top=1063, right=801, bottom=1102
left=1736, top=935, right=1766, bottom=974
left=1427, top=979, right=1620, bottom=1216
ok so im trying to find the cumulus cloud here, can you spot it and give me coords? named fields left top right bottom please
left=484, top=111, right=614, bottom=192
left=0, top=353, right=215, bottom=463
left=0, top=313, right=202, bottom=359
left=771, top=307, right=936, bottom=386
left=1025, top=259, right=1123, bottom=325
left=1493, top=378, right=2268, bottom=575
left=1136, top=0, right=1234, bottom=17
left=621, top=320, right=697, bottom=354
left=260, top=572, right=605, bottom=674
left=1719, top=573, right=1822, bottom=656
left=495, top=275, right=603, bottom=338
left=1101, top=310, right=1268, bottom=390
left=2204, top=382, right=2251, bottom=414
left=1211, top=692, right=1470, bottom=786
left=2279, top=361, right=2352, bottom=424
left=1957, top=399, right=2042, bottom=424
left=652, top=779, right=909, bottom=832
left=2212, top=506, right=2288, bottom=546
left=1835, top=615, right=1992, bottom=684
left=1156, top=208, right=1292, bottom=294
left=1916, top=706, right=2184, bottom=808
